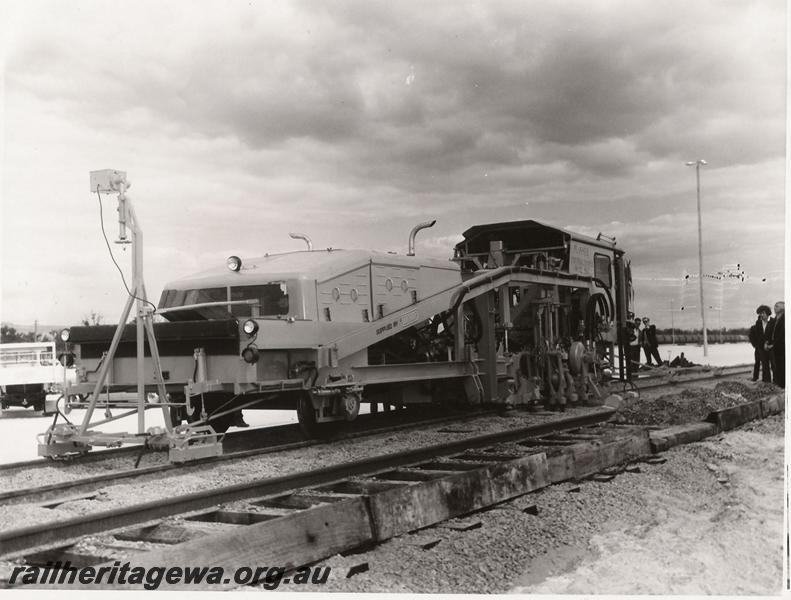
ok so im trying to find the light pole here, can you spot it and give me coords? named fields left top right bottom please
left=685, top=159, right=708, bottom=356
left=661, top=299, right=678, bottom=344
left=709, top=305, right=722, bottom=343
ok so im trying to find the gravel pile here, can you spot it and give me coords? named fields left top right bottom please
left=614, top=380, right=780, bottom=426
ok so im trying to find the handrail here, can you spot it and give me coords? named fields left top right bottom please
left=155, top=299, right=259, bottom=315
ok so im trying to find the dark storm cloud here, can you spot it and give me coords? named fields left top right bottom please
left=167, top=41, right=368, bottom=144
left=6, top=0, right=784, bottom=194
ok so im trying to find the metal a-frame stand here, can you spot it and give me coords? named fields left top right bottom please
left=38, top=170, right=222, bottom=461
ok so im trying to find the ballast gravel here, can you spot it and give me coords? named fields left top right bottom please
left=313, top=412, right=783, bottom=594
left=0, top=451, right=171, bottom=490
left=0, top=406, right=604, bottom=531
left=0, top=376, right=781, bottom=594
left=614, top=380, right=778, bottom=426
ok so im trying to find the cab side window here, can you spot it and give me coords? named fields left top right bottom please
left=231, top=284, right=289, bottom=317
left=594, top=254, right=612, bottom=287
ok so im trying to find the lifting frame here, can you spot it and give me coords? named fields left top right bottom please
left=38, top=171, right=223, bottom=462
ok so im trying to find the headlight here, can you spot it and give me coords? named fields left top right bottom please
left=226, top=255, right=242, bottom=272
left=242, top=346, right=259, bottom=364
left=60, top=328, right=71, bottom=342
left=242, top=319, right=259, bottom=336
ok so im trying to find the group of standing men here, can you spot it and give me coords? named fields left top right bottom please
left=749, top=301, right=785, bottom=387
left=626, top=315, right=662, bottom=376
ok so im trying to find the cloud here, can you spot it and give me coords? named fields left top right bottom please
left=9, top=0, right=784, bottom=187
left=1, top=0, right=785, bottom=328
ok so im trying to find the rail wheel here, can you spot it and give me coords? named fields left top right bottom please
left=340, top=391, right=361, bottom=421
left=433, top=378, right=470, bottom=411
left=297, top=392, right=343, bottom=439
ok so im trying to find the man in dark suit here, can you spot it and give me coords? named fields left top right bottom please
left=749, top=305, right=772, bottom=382
left=641, top=317, right=663, bottom=366
left=765, top=301, right=785, bottom=387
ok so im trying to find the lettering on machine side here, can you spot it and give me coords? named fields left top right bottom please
left=375, top=309, right=419, bottom=336
left=376, top=322, right=394, bottom=336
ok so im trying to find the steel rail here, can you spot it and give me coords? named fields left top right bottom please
left=0, top=407, right=499, bottom=505
left=634, top=364, right=752, bottom=391
left=0, top=409, right=614, bottom=558
left=0, top=446, right=140, bottom=473
left=1, top=365, right=756, bottom=503
left=0, top=407, right=475, bottom=474
left=0, top=422, right=298, bottom=474
left=1, top=363, right=752, bottom=474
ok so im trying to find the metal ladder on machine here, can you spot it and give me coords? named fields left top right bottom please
left=38, top=170, right=223, bottom=462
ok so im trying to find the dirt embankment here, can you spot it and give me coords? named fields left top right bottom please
left=614, top=380, right=780, bottom=426
left=513, top=414, right=784, bottom=595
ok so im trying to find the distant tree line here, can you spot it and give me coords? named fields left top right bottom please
left=655, top=327, right=749, bottom=336
left=1, top=324, right=67, bottom=353
left=1, top=324, right=39, bottom=344
left=1, top=312, right=104, bottom=353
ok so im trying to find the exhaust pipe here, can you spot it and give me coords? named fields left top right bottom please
left=289, top=232, right=313, bottom=251
left=407, top=220, right=436, bottom=256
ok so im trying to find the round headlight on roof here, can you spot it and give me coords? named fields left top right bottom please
left=226, top=255, right=242, bottom=272
left=60, top=328, right=71, bottom=342
left=242, top=319, right=259, bottom=336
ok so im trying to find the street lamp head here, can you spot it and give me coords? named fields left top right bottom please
left=685, top=159, right=707, bottom=166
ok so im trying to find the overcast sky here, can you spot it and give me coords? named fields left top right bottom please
left=1, top=0, right=786, bottom=332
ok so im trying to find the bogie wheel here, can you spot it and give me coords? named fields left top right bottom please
left=431, top=379, right=469, bottom=411
left=297, top=393, right=343, bottom=439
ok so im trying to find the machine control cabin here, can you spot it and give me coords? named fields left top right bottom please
left=454, top=219, right=623, bottom=287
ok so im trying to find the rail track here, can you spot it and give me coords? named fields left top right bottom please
left=0, top=409, right=617, bottom=562
left=618, top=363, right=751, bottom=394
left=0, top=418, right=316, bottom=473
left=0, top=365, right=755, bottom=508
left=0, top=406, right=508, bottom=504
left=0, top=362, right=752, bottom=475
left=0, top=440, right=148, bottom=473
left=0, top=405, right=496, bottom=475
left=1, top=376, right=782, bottom=591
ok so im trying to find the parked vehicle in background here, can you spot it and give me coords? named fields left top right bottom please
left=0, top=342, right=75, bottom=413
